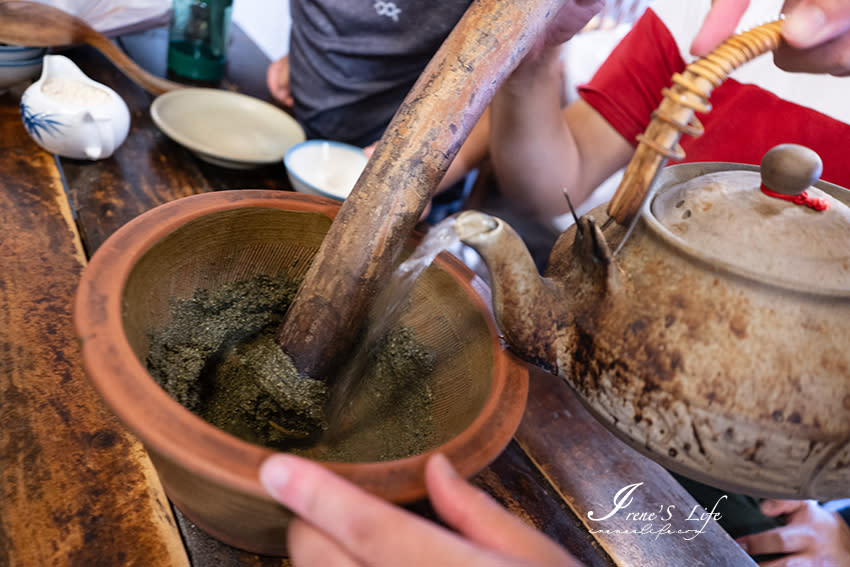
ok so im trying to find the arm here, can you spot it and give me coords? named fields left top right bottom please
left=416, top=0, right=605, bottom=203
left=260, top=453, right=582, bottom=567
left=489, top=46, right=633, bottom=221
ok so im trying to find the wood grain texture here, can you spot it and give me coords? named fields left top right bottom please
left=0, top=98, right=188, bottom=566
left=516, top=367, right=757, bottom=567
left=471, top=441, right=615, bottom=567
left=56, top=35, right=294, bottom=566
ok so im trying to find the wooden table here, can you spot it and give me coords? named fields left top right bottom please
left=0, top=24, right=755, bottom=566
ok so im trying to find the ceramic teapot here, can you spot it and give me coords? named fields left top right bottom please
left=20, top=54, right=130, bottom=160
left=454, top=22, right=850, bottom=500
left=456, top=143, right=850, bottom=500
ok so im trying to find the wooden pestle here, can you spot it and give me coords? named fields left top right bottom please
left=278, top=0, right=578, bottom=383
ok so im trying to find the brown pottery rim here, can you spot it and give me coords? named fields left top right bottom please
left=74, top=190, right=529, bottom=504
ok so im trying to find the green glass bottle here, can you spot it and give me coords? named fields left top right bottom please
left=167, top=0, right=233, bottom=82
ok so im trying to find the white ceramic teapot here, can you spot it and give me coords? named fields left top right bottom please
left=20, top=54, right=130, bottom=160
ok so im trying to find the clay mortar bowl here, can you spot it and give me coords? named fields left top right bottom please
left=74, top=190, right=529, bottom=556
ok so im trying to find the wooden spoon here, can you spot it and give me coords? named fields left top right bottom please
left=0, top=0, right=183, bottom=95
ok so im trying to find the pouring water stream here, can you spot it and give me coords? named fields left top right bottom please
left=322, top=216, right=477, bottom=439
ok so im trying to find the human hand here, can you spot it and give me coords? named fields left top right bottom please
left=510, top=0, right=604, bottom=75
left=774, top=0, right=850, bottom=76
left=689, top=0, right=751, bottom=56
left=259, top=452, right=582, bottom=566
left=266, top=54, right=293, bottom=107
left=508, top=0, right=602, bottom=90
left=534, top=0, right=605, bottom=54
left=690, top=0, right=850, bottom=76
left=736, top=499, right=850, bottom=566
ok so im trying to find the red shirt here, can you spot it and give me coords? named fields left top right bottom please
left=578, top=8, right=850, bottom=188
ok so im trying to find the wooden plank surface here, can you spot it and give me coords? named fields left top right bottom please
left=0, top=91, right=188, bottom=567
left=516, top=367, right=757, bottom=566
left=54, top=38, right=296, bottom=567
left=470, top=441, right=614, bottom=566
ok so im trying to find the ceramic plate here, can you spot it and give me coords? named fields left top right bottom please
left=151, top=88, right=305, bottom=169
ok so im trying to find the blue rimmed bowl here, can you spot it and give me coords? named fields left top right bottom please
left=284, top=139, right=369, bottom=201
left=0, top=54, right=44, bottom=93
left=0, top=44, right=46, bottom=63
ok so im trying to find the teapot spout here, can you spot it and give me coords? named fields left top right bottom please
left=455, top=211, right=562, bottom=374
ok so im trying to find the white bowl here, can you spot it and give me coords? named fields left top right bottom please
left=284, top=140, right=369, bottom=201
left=151, top=88, right=306, bottom=169
left=0, top=45, right=47, bottom=62
left=0, top=56, right=43, bottom=93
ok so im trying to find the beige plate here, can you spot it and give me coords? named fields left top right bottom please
left=150, top=88, right=305, bottom=169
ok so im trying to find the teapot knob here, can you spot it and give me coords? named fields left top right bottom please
left=760, top=144, right=823, bottom=195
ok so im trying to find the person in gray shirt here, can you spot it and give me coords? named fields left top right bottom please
left=271, top=0, right=472, bottom=146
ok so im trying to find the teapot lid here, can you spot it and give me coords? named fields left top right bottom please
left=650, top=145, right=850, bottom=292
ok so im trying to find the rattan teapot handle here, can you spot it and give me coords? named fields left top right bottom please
left=605, top=20, right=784, bottom=226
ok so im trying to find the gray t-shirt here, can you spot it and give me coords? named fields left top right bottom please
left=289, top=0, right=472, bottom=146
